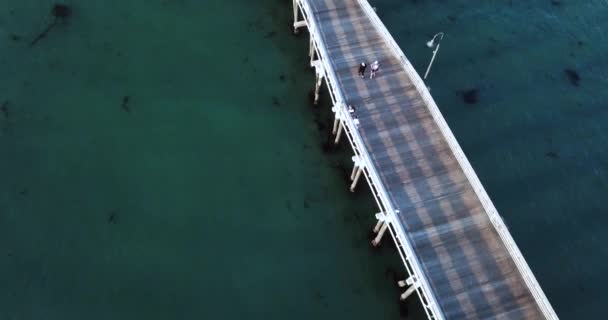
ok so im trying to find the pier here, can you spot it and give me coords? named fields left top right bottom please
left=291, top=0, right=558, bottom=319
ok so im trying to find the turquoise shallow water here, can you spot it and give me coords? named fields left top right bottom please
left=1, top=0, right=606, bottom=319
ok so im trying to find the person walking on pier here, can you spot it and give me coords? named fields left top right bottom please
left=349, top=105, right=360, bottom=128
left=370, top=60, right=380, bottom=79
left=358, top=62, right=367, bottom=78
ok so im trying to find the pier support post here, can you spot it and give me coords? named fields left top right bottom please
left=292, top=0, right=298, bottom=34
left=331, top=105, right=340, bottom=134
left=350, top=155, right=364, bottom=192
left=309, top=38, right=316, bottom=66
left=372, top=223, right=388, bottom=247
left=332, top=117, right=339, bottom=134
left=373, top=218, right=384, bottom=233
left=371, top=212, right=390, bottom=247
left=314, top=71, right=323, bottom=105
left=398, top=276, right=419, bottom=301
left=330, top=105, right=344, bottom=144
left=292, top=0, right=306, bottom=34
left=311, top=61, right=325, bottom=106
left=350, top=167, right=363, bottom=192
left=334, top=121, right=343, bottom=144
left=350, top=163, right=359, bottom=180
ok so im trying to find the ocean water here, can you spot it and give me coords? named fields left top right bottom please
left=370, top=0, right=608, bottom=318
left=1, top=0, right=605, bottom=319
left=0, top=0, right=415, bottom=319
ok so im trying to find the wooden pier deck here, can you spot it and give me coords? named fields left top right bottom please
left=292, top=0, right=558, bottom=319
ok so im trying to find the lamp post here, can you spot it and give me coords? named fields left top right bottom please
left=423, top=32, right=444, bottom=80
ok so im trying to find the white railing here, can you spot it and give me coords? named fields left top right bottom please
left=295, top=1, right=340, bottom=107
left=295, top=0, right=443, bottom=319
left=356, top=0, right=559, bottom=319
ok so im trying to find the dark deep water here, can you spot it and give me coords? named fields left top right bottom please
left=371, top=0, right=608, bottom=318
left=0, top=0, right=606, bottom=319
left=1, top=0, right=407, bottom=319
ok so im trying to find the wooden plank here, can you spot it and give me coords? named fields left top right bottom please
left=305, top=0, right=547, bottom=318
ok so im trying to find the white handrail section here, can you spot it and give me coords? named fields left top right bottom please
left=356, top=0, right=559, bottom=319
left=296, top=0, right=444, bottom=319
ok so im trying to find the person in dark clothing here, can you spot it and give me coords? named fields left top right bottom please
left=358, top=62, right=367, bottom=78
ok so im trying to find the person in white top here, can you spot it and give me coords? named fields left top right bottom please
left=348, top=105, right=360, bottom=128
left=370, top=60, right=380, bottom=79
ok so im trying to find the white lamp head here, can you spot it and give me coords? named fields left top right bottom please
left=427, top=32, right=444, bottom=48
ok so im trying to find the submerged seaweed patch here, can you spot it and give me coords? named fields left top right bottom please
left=107, top=210, right=118, bottom=224
left=303, top=198, right=311, bottom=209
left=271, top=96, right=281, bottom=107
left=458, top=88, right=479, bottom=105
left=1, top=101, right=9, bottom=119
left=545, top=151, right=560, bottom=159
left=121, top=95, right=131, bottom=113
left=52, top=3, right=71, bottom=18
left=264, top=31, right=276, bottom=39
left=30, top=3, right=72, bottom=47
left=564, top=68, right=580, bottom=86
